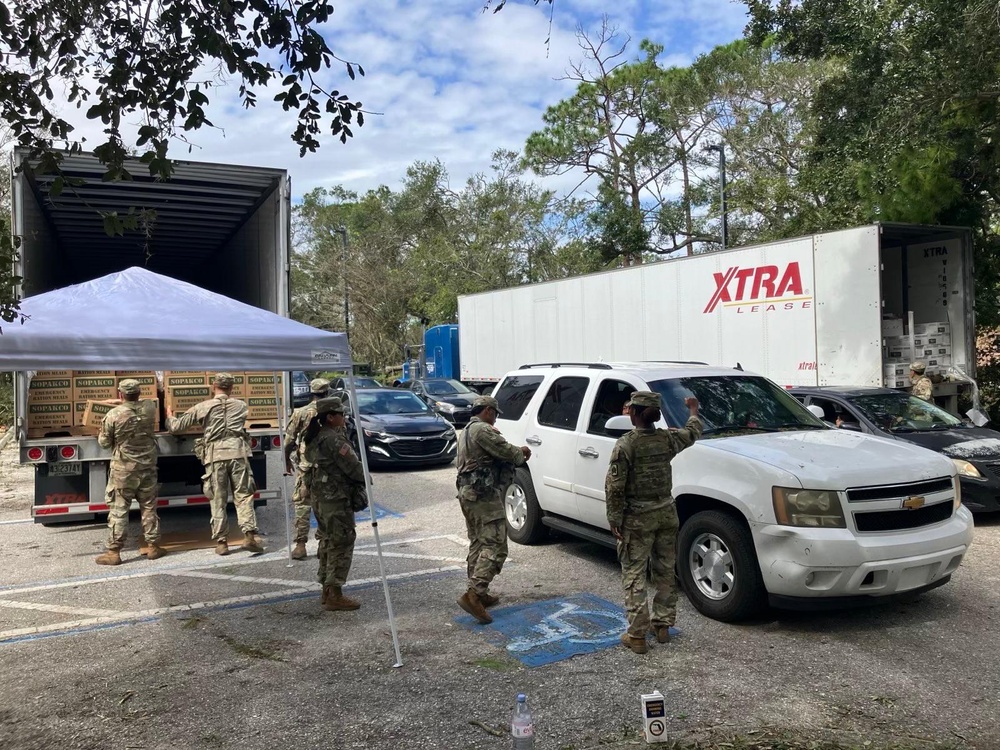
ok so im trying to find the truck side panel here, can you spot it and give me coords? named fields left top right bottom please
left=814, top=227, right=883, bottom=386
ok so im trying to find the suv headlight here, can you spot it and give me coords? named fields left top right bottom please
left=952, top=458, right=982, bottom=478
left=772, top=487, right=846, bottom=528
left=364, top=429, right=395, bottom=442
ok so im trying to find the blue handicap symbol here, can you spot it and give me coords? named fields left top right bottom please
left=309, top=503, right=402, bottom=527
left=455, top=593, right=680, bottom=667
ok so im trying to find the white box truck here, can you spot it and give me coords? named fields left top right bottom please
left=9, top=149, right=291, bottom=524
left=458, top=224, right=976, bottom=404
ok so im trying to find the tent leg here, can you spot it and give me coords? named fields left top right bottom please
left=347, top=372, right=404, bottom=668
left=274, top=375, right=294, bottom=565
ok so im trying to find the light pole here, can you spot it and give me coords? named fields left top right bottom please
left=334, top=226, right=349, bottom=339
left=705, top=143, right=728, bottom=251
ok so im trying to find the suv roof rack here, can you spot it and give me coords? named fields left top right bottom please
left=518, top=362, right=613, bottom=370
left=642, top=360, right=710, bottom=366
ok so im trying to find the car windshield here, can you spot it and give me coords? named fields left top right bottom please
left=356, top=391, right=431, bottom=416
left=423, top=379, right=472, bottom=396
left=849, top=392, right=963, bottom=432
left=354, top=377, right=382, bottom=388
left=292, top=372, right=309, bottom=384
left=647, top=375, right=827, bottom=435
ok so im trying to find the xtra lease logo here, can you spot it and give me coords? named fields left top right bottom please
left=704, top=262, right=812, bottom=313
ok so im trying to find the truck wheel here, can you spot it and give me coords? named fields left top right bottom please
left=504, top=468, right=548, bottom=545
left=677, top=510, right=766, bottom=622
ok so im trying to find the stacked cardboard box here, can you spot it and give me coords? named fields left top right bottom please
left=78, top=398, right=161, bottom=436
left=115, top=371, right=159, bottom=399
left=25, top=371, right=75, bottom=437
left=244, top=372, right=284, bottom=427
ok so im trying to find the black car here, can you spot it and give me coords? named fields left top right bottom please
left=291, top=371, right=311, bottom=408
left=408, top=378, right=477, bottom=427
left=329, top=376, right=384, bottom=392
left=791, top=386, right=1000, bottom=513
left=342, top=388, right=457, bottom=467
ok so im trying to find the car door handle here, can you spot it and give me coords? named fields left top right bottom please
left=526, top=435, right=542, bottom=446
left=578, top=447, right=600, bottom=458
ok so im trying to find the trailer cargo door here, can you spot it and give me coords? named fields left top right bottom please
left=813, top=226, right=883, bottom=386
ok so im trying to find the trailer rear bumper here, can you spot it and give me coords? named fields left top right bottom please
left=32, top=489, right=280, bottom=524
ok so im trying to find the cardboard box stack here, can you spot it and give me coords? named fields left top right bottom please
left=882, top=320, right=952, bottom=388
left=244, top=372, right=284, bottom=427
left=25, top=371, right=74, bottom=437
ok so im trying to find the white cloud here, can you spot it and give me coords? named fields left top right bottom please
left=48, top=0, right=748, bottom=200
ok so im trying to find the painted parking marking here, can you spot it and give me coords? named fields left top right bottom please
left=0, top=599, right=127, bottom=619
left=311, top=503, right=403, bottom=529
left=456, top=593, right=678, bottom=667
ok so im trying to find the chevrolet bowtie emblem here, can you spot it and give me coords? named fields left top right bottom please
left=902, top=495, right=926, bottom=510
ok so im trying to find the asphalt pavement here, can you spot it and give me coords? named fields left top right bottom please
left=0, top=447, right=997, bottom=750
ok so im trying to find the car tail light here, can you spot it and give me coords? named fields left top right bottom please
left=59, top=445, right=78, bottom=460
left=271, top=436, right=281, bottom=449
left=250, top=437, right=260, bottom=450
left=26, top=447, right=44, bottom=461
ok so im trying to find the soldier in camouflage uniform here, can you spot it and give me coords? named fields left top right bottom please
left=95, top=379, right=164, bottom=565
left=166, top=373, right=264, bottom=556
left=605, top=390, right=701, bottom=654
left=283, top=378, right=331, bottom=560
left=910, top=361, right=934, bottom=402
left=303, top=397, right=367, bottom=611
left=455, top=395, right=531, bottom=624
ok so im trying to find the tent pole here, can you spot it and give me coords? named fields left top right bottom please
left=274, top=374, right=294, bottom=565
left=347, top=371, right=404, bottom=668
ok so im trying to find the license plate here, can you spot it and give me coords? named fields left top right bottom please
left=49, top=462, right=82, bottom=477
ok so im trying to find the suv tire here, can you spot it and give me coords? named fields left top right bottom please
left=677, top=509, right=766, bottom=622
left=504, top=468, right=548, bottom=545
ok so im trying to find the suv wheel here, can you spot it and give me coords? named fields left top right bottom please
left=504, top=468, right=548, bottom=545
left=677, top=510, right=765, bottom=622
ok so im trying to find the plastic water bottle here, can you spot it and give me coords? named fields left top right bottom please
left=511, top=693, right=534, bottom=749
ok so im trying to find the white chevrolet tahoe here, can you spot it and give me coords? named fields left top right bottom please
left=492, top=363, right=974, bottom=622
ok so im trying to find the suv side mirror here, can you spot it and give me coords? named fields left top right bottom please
left=604, top=415, right=632, bottom=436
left=839, top=421, right=863, bottom=432
left=806, top=405, right=825, bottom=420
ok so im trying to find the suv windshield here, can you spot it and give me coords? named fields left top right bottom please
left=849, top=392, right=963, bottom=432
left=424, top=379, right=472, bottom=396
left=648, top=375, right=826, bottom=435
left=357, top=391, right=431, bottom=416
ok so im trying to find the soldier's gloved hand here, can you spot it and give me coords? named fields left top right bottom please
left=610, top=524, right=623, bottom=540
left=284, top=462, right=294, bottom=476
left=520, top=446, right=532, bottom=460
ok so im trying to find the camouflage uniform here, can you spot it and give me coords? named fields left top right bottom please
left=166, top=380, right=258, bottom=542
left=910, top=362, right=933, bottom=402
left=305, top=414, right=366, bottom=589
left=285, top=379, right=330, bottom=545
left=98, top=387, right=160, bottom=551
left=456, top=413, right=526, bottom=597
left=605, top=391, right=702, bottom=640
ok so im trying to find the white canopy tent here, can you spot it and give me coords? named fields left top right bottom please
left=0, top=267, right=402, bottom=665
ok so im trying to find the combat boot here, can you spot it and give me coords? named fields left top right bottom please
left=481, top=592, right=500, bottom=608
left=146, top=543, right=166, bottom=561
left=242, top=532, right=264, bottom=554
left=457, top=590, right=493, bottom=624
left=215, top=541, right=230, bottom=556
left=95, top=549, right=122, bottom=566
left=324, top=586, right=361, bottom=611
left=321, top=586, right=331, bottom=605
left=620, top=632, right=649, bottom=654
left=291, top=542, right=307, bottom=560
left=650, top=625, right=671, bottom=644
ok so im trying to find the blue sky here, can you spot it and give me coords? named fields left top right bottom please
left=62, top=0, right=750, bottom=199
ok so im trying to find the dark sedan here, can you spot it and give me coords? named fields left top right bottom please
left=791, top=386, right=1000, bottom=513
left=408, top=378, right=477, bottom=427
left=343, top=388, right=457, bottom=467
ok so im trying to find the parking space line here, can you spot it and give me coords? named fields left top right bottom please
left=0, top=564, right=466, bottom=645
left=163, top=570, right=318, bottom=588
left=0, top=599, right=128, bottom=618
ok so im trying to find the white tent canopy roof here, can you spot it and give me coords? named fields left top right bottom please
left=0, top=267, right=351, bottom=371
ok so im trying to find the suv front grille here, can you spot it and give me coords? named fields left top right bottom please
left=854, top=500, right=953, bottom=532
left=392, top=439, right=448, bottom=457
left=846, top=477, right=953, bottom=503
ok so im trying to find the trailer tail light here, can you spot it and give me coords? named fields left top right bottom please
left=26, top=447, right=44, bottom=461
left=250, top=437, right=260, bottom=451
left=271, top=436, right=281, bottom=449
left=59, top=445, right=79, bottom=460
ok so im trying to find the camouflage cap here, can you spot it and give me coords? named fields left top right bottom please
left=472, top=395, right=502, bottom=415
left=910, top=361, right=927, bottom=374
left=310, top=378, right=331, bottom=394
left=118, top=378, right=142, bottom=395
left=626, top=390, right=661, bottom=409
left=316, top=396, right=345, bottom=417
left=213, top=372, right=236, bottom=387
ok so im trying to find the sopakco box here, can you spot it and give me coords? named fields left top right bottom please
left=245, top=396, right=283, bottom=425
left=244, top=372, right=284, bottom=398
left=165, top=385, right=211, bottom=413
left=73, top=373, right=118, bottom=403
left=226, top=372, right=247, bottom=399
left=163, top=371, right=210, bottom=389
left=81, top=399, right=161, bottom=435
left=115, top=371, right=159, bottom=399
left=26, top=402, right=74, bottom=436
left=27, top=375, right=73, bottom=404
